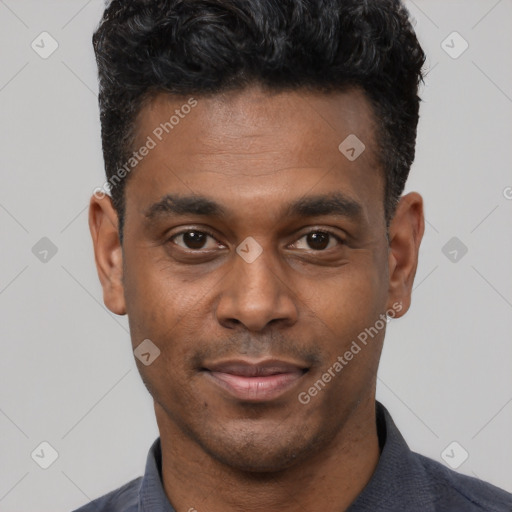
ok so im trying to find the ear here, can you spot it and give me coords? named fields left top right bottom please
left=88, top=194, right=126, bottom=315
left=386, top=192, right=425, bottom=318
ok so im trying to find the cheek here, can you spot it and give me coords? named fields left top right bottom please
left=302, top=264, right=387, bottom=408
left=124, top=249, right=184, bottom=330
left=126, top=272, right=200, bottom=412
left=124, top=257, right=209, bottom=385
left=308, top=253, right=387, bottom=336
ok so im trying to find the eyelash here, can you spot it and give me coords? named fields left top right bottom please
left=168, top=228, right=345, bottom=251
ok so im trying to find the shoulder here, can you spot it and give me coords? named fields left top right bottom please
left=352, top=402, right=512, bottom=512
left=415, top=452, right=512, bottom=511
left=71, top=476, right=142, bottom=512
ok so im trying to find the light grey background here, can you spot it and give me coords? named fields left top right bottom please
left=0, top=1, right=511, bottom=511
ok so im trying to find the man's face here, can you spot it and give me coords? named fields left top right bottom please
left=92, top=86, right=420, bottom=472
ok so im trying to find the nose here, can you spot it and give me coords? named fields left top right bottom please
left=215, top=244, right=299, bottom=332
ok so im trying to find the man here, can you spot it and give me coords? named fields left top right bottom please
left=77, top=0, right=512, bottom=510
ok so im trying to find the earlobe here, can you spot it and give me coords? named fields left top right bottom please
left=386, top=192, right=425, bottom=318
left=88, top=194, right=127, bottom=315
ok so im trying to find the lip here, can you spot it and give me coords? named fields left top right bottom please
left=202, top=358, right=309, bottom=402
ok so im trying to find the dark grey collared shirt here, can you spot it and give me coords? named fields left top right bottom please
left=73, top=402, right=512, bottom=511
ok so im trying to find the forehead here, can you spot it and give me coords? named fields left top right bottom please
left=125, top=85, right=384, bottom=227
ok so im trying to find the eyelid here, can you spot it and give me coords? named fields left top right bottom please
left=168, top=227, right=223, bottom=250
left=170, top=227, right=218, bottom=239
left=289, top=228, right=346, bottom=248
left=293, top=225, right=346, bottom=240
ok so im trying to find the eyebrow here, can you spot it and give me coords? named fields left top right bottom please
left=143, top=192, right=364, bottom=223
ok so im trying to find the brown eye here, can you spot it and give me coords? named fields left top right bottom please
left=171, top=230, right=220, bottom=251
left=306, top=232, right=330, bottom=250
left=293, top=230, right=342, bottom=251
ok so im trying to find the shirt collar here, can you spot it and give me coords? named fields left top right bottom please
left=347, top=401, right=435, bottom=511
left=138, top=437, right=176, bottom=512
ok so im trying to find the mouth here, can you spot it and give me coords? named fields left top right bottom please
left=201, top=358, right=310, bottom=402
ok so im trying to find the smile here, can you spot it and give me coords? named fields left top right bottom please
left=202, top=359, right=309, bottom=402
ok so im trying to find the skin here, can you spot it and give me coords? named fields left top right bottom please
left=89, top=84, right=424, bottom=512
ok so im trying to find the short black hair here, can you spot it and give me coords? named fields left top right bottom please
left=93, top=0, right=426, bottom=242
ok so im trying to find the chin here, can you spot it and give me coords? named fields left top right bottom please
left=196, top=422, right=325, bottom=474
left=210, top=445, right=306, bottom=473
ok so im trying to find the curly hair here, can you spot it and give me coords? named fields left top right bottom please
left=93, top=0, right=426, bottom=241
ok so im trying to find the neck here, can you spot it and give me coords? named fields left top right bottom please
left=156, top=396, right=380, bottom=512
